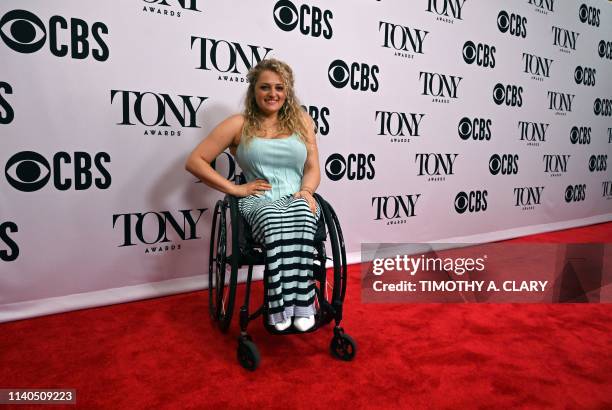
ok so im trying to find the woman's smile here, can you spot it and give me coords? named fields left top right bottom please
left=255, top=70, right=287, bottom=115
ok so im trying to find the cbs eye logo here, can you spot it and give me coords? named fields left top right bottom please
left=328, top=60, right=349, bottom=88
left=4, top=151, right=50, bottom=192
left=0, top=10, right=46, bottom=53
left=325, top=153, right=375, bottom=181
left=274, top=0, right=299, bottom=31
left=0, top=9, right=109, bottom=61
left=462, top=41, right=476, bottom=63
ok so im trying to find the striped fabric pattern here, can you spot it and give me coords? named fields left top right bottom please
left=239, top=194, right=321, bottom=325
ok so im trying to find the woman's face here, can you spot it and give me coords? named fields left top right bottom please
left=254, top=70, right=287, bottom=116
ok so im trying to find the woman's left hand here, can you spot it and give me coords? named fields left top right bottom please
left=294, top=190, right=317, bottom=214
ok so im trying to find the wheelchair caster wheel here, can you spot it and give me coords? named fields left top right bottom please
left=330, top=333, right=356, bottom=361
left=237, top=339, right=260, bottom=371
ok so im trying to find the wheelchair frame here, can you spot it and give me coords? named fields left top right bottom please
left=208, top=192, right=356, bottom=370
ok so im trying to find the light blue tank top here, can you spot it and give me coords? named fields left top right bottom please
left=235, top=133, right=307, bottom=201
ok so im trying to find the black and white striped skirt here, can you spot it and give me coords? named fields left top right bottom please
left=238, top=194, right=321, bottom=325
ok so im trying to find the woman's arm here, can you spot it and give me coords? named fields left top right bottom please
left=294, top=112, right=320, bottom=213
left=185, top=114, right=272, bottom=197
left=300, top=112, right=321, bottom=194
left=185, top=114, right=243, bottom=196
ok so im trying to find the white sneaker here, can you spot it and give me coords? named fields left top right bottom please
left=293, top=316, right=315, bottom=332
left=273, top=316, right=292, bottom=331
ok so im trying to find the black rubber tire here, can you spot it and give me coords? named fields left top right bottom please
left=313, top=195, right=347, bottom=323
left=218, top=197, right=240, bottom=332
left=208, top=200, right=223, bottom=321
left=330, top=333, right=357, bottom=361
left=327, top=202, right=348, bottom=301
left=208, top=198, right=238, bottom=332
left=237, top=339, right=261, bottom=371
left=322, top=198, right=342, bottom=303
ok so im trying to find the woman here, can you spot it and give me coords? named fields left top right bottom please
left=185, top=58, right=321, bottom=332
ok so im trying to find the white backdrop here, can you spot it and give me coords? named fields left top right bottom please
left=1, top=0, right=611, bottom=322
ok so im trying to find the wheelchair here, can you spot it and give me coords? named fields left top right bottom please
left=208, top=181, right=356, bottom=370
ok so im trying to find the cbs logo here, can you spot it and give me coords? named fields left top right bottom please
left=598, top=40, right=612, bottom=60
left=570, top=127, right=590, bottom=145
left=273, top=0, right=333, bottom=39
left=564, top=184, right=586, bottom=203
left=325, top=153, right=375, bottom=181
left=0, top=9, right=109, bottom=61
left=454, top=190, right=488, bottom=214
left=4, top=151, right=111, bottom=192
left=493, top=83, right=523, bottom=107
left=497, top=10, right=527, bottom=38
left=593, top=98, right=612, bottom=117
left=588, top=155, right=607, bottom=172
left=328, top=59, right=379, bottom=92
left=578, top=4, right=599, bottom=27
left=489, top=154, right=518, bottom=175
left=458, top=117, right=491, bottom=141
left=462, top=41, right=495, bottom=68
left=574, top=66, right=596, bottom=86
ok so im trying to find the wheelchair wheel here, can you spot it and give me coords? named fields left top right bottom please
left=314, top=195, right=347, bottom=324
left=208, top=200, right=221, bottom=320
left=237, top=338, right=260, bottom=371
left=330, top=332, right=356, bottom=361
left=208, top=198, right=239, bottom=332
left=327, top=201, right=348, bottom=301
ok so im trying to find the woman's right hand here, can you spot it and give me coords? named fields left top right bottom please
left=232, top=179, right=272, bottom=197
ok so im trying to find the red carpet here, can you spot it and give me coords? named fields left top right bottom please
left=1, top=223, right=611, bottom=409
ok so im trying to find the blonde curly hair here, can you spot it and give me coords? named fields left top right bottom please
left=241, top=58, right=310, bottom=144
